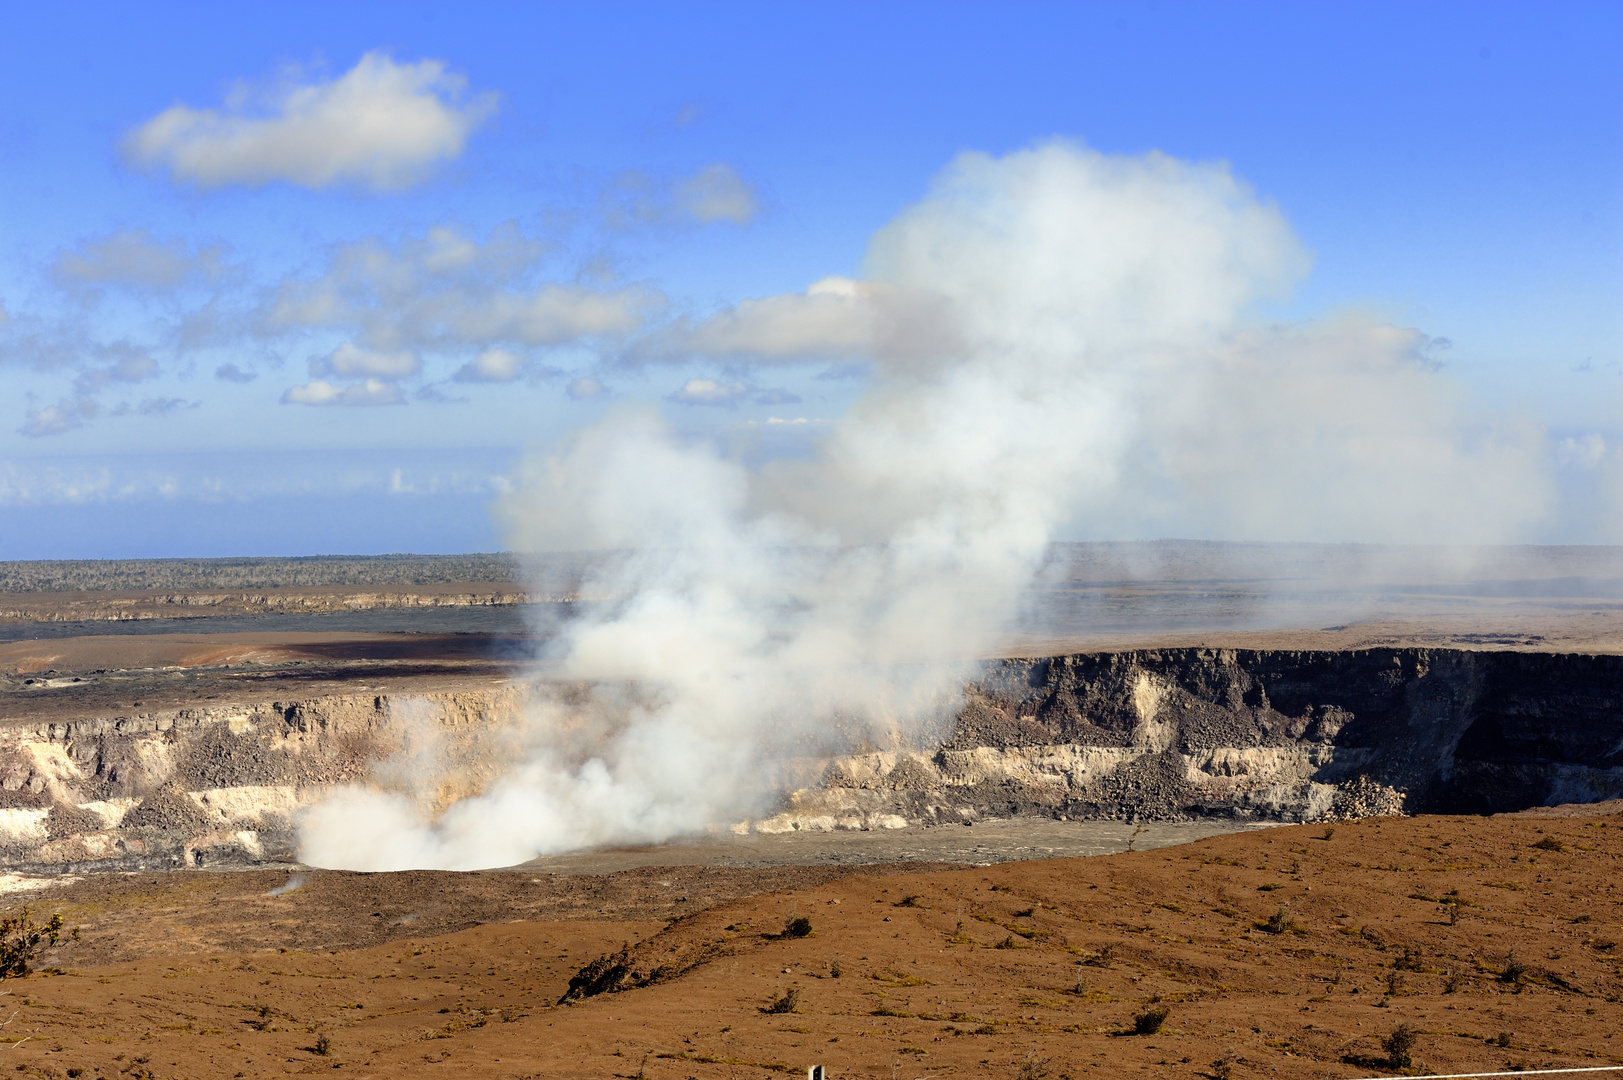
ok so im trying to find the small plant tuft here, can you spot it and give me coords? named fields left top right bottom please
left=828, top=957, right=842, bottom=978
left=783, top=915, right=813, bottom=938
left=1016, top=1054, right=1051, bottom=1080
left=1393, top=945, right=1426, bottom=972
left=1132, top=1007, right=1169, bottom=1035
left=760, top=987, right=800, bottom=1014
left=1258, top=905, right=1300, bottom=935
left=1531, top=835, right=1567, bottom=853
left=1383, top=1023, right=1418, bottom=1069
left=313, top=1032, right=333, bottom=1056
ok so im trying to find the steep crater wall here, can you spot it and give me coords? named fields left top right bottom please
left=0, top=688, right=527, bottom=872
left=0, top=648, right=1616, bottom=871
left=766, top=649, right=1623, bottom=832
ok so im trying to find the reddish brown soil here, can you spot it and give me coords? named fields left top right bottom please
left=2, top=807, right=1618, bottom=1080
left=0, top=632, right=522, bottom=676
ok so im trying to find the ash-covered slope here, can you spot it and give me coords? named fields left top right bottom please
left=0, top=648, right=1617, bottom=871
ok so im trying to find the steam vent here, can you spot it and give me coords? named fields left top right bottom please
left=0, top=547, right=1617, bottom=873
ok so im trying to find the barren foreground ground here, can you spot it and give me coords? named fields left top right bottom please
left=0, top=805, right=1618, bottom=1080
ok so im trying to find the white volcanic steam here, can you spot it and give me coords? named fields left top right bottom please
left=297, top=142, right=1550, bottom=871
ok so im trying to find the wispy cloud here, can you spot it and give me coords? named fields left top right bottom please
left=262, top=223, right=660, bottom=351
left=136, top=397, right=197, bottom=416
left=50, top=229, right=229, bottom=292
left=601, top=163, right=760, bottom=229
left=674, top=163, right=759, bottom=224
left=20, top=398, right=97, bottom=438
left=124, top=51, right=497, bottom=191
left=567, top=375, right=607, bottom=400
left=452, top=348, right=524, bottom=383
left=666, top=378, right=799, bottom=407
left=281, top=378, right=405, bottom=406
left=1557, top=433, right=1608, bottom=468
left=312, top=342, right=421, bottom=380
left=640, top=276, right=957, bottom=366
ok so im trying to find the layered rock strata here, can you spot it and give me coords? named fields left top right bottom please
left=0, top=648, right=1617, bottom=872
left=0, top=688, right=526, bottom=872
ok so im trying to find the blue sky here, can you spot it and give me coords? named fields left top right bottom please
left=0, top=0, right=1618, bottom=558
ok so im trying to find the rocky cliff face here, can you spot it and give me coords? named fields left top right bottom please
left=0, top=648, right=1616, bottom=872
left=0, top=688, right=526, bottom=872
left=762, top=649, right=1623, bottom=832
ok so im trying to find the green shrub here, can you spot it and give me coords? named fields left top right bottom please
left=0, top=909, right=75, bottom=979
left=1383, top=1023, right=1418, bottom=1068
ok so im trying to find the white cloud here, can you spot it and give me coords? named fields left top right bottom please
left=262, top=223, right=659, bottom=351
left=674, top=163, right=759, bottom=224
left=668, top=378, right=750, bottom=405
left=452, top=285, right=656, bottom=345
left=51, top=230, right=227, bottom=291
left=19, top=398, right=97, bottom=438
left=666, top=378, right=799, bottom=406
left=314, top=342, right=420, bottom=380
left=453, top=348, right=524, bottom=383
left=280, top=378, right=405, bottom=406
left=567, top=375, right=607, bottom=400
left=124, top=51, right=497, bottom=191
left=74, top=354, right=158, bottom=395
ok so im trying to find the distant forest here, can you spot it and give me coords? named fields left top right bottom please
left=0, top=554, right=525, bottom=593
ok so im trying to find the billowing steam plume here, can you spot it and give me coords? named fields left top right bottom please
left=297, top=142, right=1550, bottom=870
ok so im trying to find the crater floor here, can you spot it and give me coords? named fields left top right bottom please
left=2, top=805, right=1618, bottom=1080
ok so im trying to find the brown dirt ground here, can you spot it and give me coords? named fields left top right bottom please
left=1010, top=608, right=1623, bottom=657
left=0, top=807, right=1617, bottom=1080
left=0, top=633, right=524, bottom=727
left=0, top=633, right=517, bottom=675
left=0, top=585, right=531, bottom=625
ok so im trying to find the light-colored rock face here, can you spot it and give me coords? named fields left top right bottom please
left=0, top=808, right=49, bottom=845
left=187, top=785, right=301, bottom=826
left=0, top=646, right=1616, bottom=869
left=0, top=686, right=530, bottom=871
